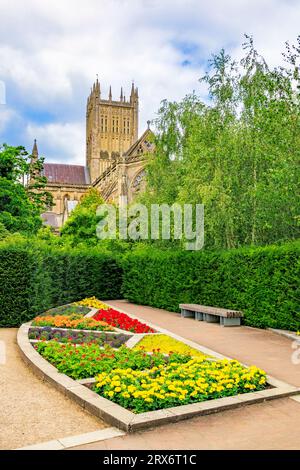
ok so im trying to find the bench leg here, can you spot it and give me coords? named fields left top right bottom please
left=220, top=317, right=241, bottom=327
left=203, top=313, right=219, bottom=323
left=195, top=312, right=203, bottom=321
left=181, top=309, right=195, bottom=319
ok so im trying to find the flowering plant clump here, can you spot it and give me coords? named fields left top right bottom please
left=134, top=334, right=205, bottom=357
left=35, top=342, right=191, bottom=379
left=75, top=297, right=109, bottom=309
left=94, top=358, right=267, bottom=413
left=93, top=308, right=155, bottom=333
left=29, top=327, right=130, bottom=348
left=32, top=314, right=113, bottom=332
left=39, top=304, right=90, bottom=317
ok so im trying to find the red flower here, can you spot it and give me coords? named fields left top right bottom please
left=93, top=308, right=155, bottom=334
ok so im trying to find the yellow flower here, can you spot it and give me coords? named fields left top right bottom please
left=133, top=334, right=206, bottom=358
left=108, top=391, right=114, bottom=398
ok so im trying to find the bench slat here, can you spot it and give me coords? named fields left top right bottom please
left=179, top=304, right=243, bottom=318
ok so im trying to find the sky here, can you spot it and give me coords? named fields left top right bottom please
left=0, top=0, right=299, bottom=165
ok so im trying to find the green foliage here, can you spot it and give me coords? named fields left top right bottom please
left=141, top=36, right=300, bottom=249
left=41, top=304, right=90, bottom=316
left=0, top=144, right=53, bottom=235
left=122, top=241, right=300, bottom=331
left=35, top=342, right=184, bottom=380
left=0, top=222, right=9, bottom=240
left=60, top=188, right=105, bottom=245
left=0, top=178, right=42, bottom=233
left=0, top=239, right=123, bottom=327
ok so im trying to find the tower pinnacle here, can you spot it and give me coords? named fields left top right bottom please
left=32, top=139, right=38, bottom=159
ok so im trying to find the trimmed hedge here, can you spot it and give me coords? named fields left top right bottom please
left=1, top=238, right=299, bottom=330
left=0, top=240, right=123, bottom=327
left=122, top=242, right=300, bottom=331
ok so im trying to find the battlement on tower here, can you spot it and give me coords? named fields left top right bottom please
left=86, top=79, right=139, bottom=182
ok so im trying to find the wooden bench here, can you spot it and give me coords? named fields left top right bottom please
left=179, top=303, right=243, bottom=327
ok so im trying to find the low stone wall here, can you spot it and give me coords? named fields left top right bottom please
left=17, top=314, right=300, bottom=432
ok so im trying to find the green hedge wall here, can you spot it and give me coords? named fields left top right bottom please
left=122, top=242, right=300, bottom=331
left=1, top=238, right=299, bottom=330
left=0, top=240, right=123, bottom=327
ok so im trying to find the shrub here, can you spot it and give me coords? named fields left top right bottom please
left=0, top=239, right=123, bottom=327
left=122, top=241, right=300, bottom=330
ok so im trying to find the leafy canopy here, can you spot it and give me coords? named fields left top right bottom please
left=0, top=144, right=52, bottom=234
left=60, top=188, right=105, bottom=245
left=140, top=35, right=300, bottom=249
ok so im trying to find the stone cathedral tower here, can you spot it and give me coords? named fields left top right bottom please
left=39, top=80, right=154, bottom=231
left=86, top=78, right=139, bottom=182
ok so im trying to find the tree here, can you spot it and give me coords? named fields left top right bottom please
left=140, top=36, right=300, bottom=249
left=60, top=188, right=105, bottom=245
left=0, top=144, right=53, bottom=234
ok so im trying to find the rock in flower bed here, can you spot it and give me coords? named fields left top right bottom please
left=38, top=304, right=90, bottom=317
left=29, top=327, right=130, bottom=348
left=32, top=314, right=113, bottom=331
left=35, top=342, right=191, bottom=379
left=75, top=297, right=109, bottom=309
left=93, top=308, right=155, bottom=333
left=94, top=358, right=267, bottom=413
left=134, top=334, right=205, bottom=358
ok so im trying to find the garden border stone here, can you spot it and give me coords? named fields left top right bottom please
left=17, top=311, right=300, bottom=433
left=268, top=328, right=300, bottom=343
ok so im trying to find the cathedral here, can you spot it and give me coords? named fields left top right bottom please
left=37, top=79, right=154, bottom=229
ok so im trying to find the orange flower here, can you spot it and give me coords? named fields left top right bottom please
left=32, top=315, right=113, bottom=331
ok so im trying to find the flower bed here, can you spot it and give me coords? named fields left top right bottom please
left=35, top=342, right=191, bottom=379
left=93, top=308, right=155, bottom=333
left=75, top=297, right=109, bottom=310
left=94, top=358, right=267, bottom=413
left=134, top=334, right=205, bottom=358
left=32, top=314, right=113, bottom=332
left=28, top=298, right=268, bottom=420
left=39, top=304, right=90, bottom=317
left=29, top=327, right=130, bottom=348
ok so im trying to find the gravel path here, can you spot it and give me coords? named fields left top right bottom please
left=0, top=328, right=106, bottom=450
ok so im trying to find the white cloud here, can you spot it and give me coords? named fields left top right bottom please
left=0, top=0, right=300, bottom=163
left=26, top=121, right=85, bottom=164
left=0, top=106, right=19, bottom=134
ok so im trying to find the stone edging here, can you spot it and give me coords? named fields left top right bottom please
left=268, top=328, right=300, bottom=343
left=17, top=317, right=300, bottom=433
left=17, top=427, right=125, bottom=450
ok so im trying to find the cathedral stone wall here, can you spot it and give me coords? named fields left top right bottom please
left=39, top=81, right=153, bottom=230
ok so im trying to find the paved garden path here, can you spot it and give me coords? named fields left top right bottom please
left=73, top=300, right=300, bottom=450
left=0, top=328, right=106, bottom=450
